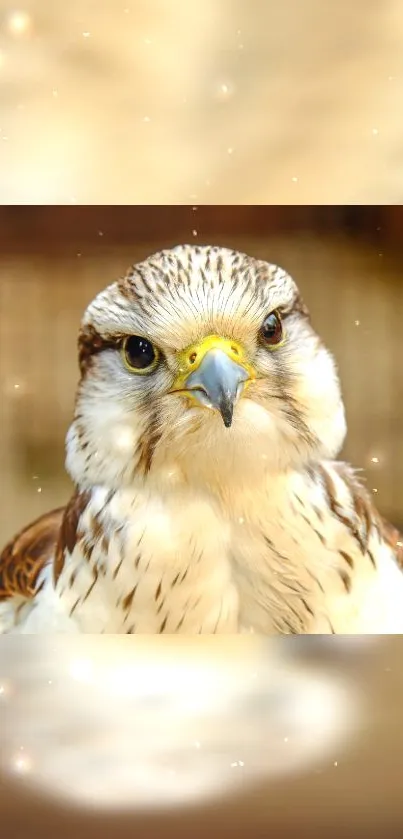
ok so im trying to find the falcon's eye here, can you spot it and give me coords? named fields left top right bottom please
left=260, top=311, right=283, bottom=347
left=121, top=335, right=159, bottom=374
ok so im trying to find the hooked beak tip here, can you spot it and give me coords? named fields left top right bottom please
left=179, top=347, right=251, bottom=429
left=220, top=402, right=234, bottom=428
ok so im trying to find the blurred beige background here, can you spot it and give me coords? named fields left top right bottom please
left=1, top=0, right=403, bottom=203
left=0, top=206, right=402, bottom=546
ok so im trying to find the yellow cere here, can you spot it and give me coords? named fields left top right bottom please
left=172, top=334, right=257, bottom=392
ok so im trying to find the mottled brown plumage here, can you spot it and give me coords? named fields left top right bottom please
left=381, top=519, right=403, bottom=568
left=0, top=508, right=64, bottom=601
left=323, top=461, right=403, bottom=568
left=78, top=323, right=121, bottom=377
left=53, top=490, right=91, bottom=586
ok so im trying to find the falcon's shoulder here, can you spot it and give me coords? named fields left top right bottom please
left=320, top=460, right=403, bottom=567
left=53, top=489, right=92, bottom=585
left=0, top=508, right=65, bottom=601
left=379, top=517, right=403, bottom=569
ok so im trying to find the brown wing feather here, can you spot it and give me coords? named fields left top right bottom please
left=380, top=517, right=403, bottom=569
left=0, top=508, right=65, bottom=601
left=330, top=462, right=403, bottom=568
left=53, top=489, right=91, bottom=586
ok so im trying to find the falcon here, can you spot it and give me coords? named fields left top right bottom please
left=1, top=244, right=402, bottom=634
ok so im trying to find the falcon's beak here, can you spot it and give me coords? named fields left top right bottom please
left=171, top=336, right=256, bottom=428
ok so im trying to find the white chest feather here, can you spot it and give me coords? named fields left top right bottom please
left=14, top=464, right=403, bottom=635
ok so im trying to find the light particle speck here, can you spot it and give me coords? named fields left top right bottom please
left=7, top=11, right=31, bottom=36
left=12, top=754, right=32, bottom=774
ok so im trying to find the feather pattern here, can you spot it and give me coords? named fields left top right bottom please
left=1, top=244, right=402, bottom=634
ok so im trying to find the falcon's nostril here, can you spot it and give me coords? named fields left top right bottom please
left=189, top=352, right=197, bottom=365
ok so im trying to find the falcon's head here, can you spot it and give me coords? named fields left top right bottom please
left=66, top=245, right=346, bottom=490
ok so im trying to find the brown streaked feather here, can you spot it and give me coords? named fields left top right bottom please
left=380, top=518, right=403, bottom=569
left=335, top=463, right=403, bottom=568
left=54, top=489, right=91, bottom=586
left=78, top=324, right=120, bottom=377
left=135, top=409, right=162, bottom=476
left=326, top=461, right=403, bottom=569
left=0, top=508, right=65, bottom=601
left=320, top=462, right=375, bottom=554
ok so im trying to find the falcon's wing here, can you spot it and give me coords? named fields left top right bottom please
left=380, top=517, right=403, bottom=569
left=0, top=508, right=65, bottom=601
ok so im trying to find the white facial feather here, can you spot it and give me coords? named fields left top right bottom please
left=66, top=244, right=346, bottom=490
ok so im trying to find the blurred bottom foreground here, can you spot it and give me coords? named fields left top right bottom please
left=0, top=636, right=402, bottom=838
